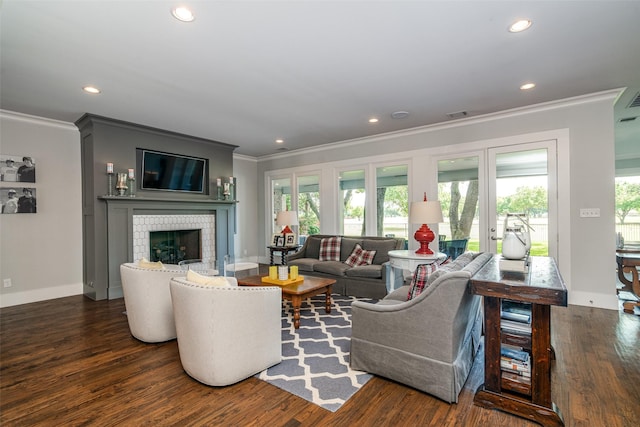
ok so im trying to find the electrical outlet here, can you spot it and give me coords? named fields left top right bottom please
left=3, top=278, right=12, bottom=288
left=579, top=208, right=600, bottom=218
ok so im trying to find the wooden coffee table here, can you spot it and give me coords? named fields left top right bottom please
left=237, top=275, right=336, bottom=328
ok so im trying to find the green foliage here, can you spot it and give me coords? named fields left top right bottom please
left=381, top=186, right=408, bottom=217
left=615, top=182, right=640, bottom=224
left=496, top=186, right=547, bottom=217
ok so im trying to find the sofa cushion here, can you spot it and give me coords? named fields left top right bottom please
left=304, top=236, right=323, bottom=259
left=314, top=260, right=351, bottom=276
left=345, top=264, right=383, bottom=279
left=407, top=263, right=439, bottom=300
left=362, top=239, right=398, bottom=264
left=319, top=236, right=342, bottom=261
left=288, top=258, right=321, bottom=273
left=345, top=243, right=377, bottom=267
left=340, top=238, right=363, bottom=261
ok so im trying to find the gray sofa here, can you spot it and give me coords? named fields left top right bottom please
left=350, top=251, right=492, bottom=403
left=286, top=234, right=405, bottom=299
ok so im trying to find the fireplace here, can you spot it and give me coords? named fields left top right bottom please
left=133, top=214, right=216, bottom=265
left=150, top=229, right=201, bottom=263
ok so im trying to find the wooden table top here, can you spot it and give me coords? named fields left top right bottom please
left=470, top=255, right=567, bottom=306
left=237, top=275, right=336, bottom=295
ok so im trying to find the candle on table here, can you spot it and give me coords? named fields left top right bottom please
left=128, top=168, right=134, bottom=179
left=216, top=178, right=222, bottom=187
left=107, top=163, right=114, bottom=174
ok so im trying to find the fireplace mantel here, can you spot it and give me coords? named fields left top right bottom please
left=90, top=197, right=236, bottom=300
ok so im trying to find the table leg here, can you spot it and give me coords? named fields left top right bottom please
left=291, top=295, right=302, bottom=329
left=325, top=286, right=332, bottom=314
left=270, top=249, right=275, bottom=266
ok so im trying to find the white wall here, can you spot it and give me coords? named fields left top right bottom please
left=232, top=155, right=259, bottom=261
left=0, top=111, right=83, bottom=307
left=257, top=91, right=621, bottom=310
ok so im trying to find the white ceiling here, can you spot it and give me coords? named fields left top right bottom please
left=1, top=1, right=639, bottom=158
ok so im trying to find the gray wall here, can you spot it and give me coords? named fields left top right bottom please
left=0, top=111, right=83, bottom=307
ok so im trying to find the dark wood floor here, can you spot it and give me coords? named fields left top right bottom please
left=1, top=295, right=639, bottom=426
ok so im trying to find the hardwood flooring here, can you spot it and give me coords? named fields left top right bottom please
left=1, top=295, right=639, bottom=426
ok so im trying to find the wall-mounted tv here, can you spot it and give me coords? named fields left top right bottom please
left=141, top=149, right=207, bottom=193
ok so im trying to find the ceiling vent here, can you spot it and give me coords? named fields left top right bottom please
left=619, top=116, right=637, bottom=123
left=628, top=92, right=640, bottom=109
left=446, top=111, right=468, bottom=119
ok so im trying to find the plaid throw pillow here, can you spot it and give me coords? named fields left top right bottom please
left=319, top=236, right=342, bottom=261
left=407, top=263, right=439, bottom=300
left=344, top=243, right=377, bottom=267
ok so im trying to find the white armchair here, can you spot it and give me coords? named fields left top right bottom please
left=169, top=277, right=282, bottom=386
left=120, top=263, right=185, bottom=343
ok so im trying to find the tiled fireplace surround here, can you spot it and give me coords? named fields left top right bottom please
left=96, top=197, right=236, bottom=300
left=133, top=214, right=216, bottom=264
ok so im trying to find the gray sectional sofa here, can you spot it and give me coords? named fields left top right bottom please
left=350, top=251, right=493, bottom=403
left=286, top=234, right=405, bottom=299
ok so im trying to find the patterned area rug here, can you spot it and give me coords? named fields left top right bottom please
left=256, top=294, right=376, bottom=412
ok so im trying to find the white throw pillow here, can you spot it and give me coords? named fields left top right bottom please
left=186, top=269, right=235, bottom=287
left=137, top=257, right=165, bottom=270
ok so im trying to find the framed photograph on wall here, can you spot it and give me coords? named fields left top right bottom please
left=0, top=154, right=36, bottom=183
left=285, top=233, right=297, bottom=246
left=1, top=187, right=37, bottom=214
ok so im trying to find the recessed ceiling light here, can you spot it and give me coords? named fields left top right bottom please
left=520, top=82, right=536, bottom=90
left=391, top=111, right=409, bottom=119
left=509, top=19, right=532, bottom=33
left=172, top=7, right=195, bottom=22
left=369, top=118, right=379, bottom=123
left=83, top=86, right=101, bottom=94
left=275, top=139, right=284, bottom=144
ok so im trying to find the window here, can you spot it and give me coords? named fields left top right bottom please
left=615, top=176, right=640, bottom=244
left=339, top=169, right=366, bottom=236
left=376, top=165, right=408, bottom=239
left=272, top=176, right=291, bottom=234
left=298, top=174, right=320, bottom=236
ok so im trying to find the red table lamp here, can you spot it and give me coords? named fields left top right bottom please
left=410, top=193, right=444, bottom=255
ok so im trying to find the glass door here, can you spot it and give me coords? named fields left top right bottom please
left=487, top=141, right=557, bottom=258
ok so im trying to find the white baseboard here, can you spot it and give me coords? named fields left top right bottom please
left=568, top=290, right=619, bottom=310
left=0, top=283, right=83, bottom=308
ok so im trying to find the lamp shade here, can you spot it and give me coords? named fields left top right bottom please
left=409, top=200, right=443, bottom=224
left=276, top=211, right=299, bottom=227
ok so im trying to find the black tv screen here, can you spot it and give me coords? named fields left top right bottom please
left=141, top=150, right=206, bottom=193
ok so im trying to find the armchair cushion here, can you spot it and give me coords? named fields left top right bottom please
left=186, top=270, right=236, bottom=287
left=319, top=236, right=342, bottom=261
left=137, top=257, right=165, bottom=270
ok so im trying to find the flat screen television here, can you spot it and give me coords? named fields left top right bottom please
left=141, top=149, right=207, bottom=193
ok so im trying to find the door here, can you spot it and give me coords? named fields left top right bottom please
left=487, top=141, right=557, bottom=258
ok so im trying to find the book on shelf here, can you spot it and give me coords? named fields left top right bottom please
left=502, top=300, right=531, bottom=318
left=501, top=319, right=532, bottom=334
left=502, top=370, right=531, bottom=383
left=500, top=346, right=530, bottom=362
left=501, top=311, right=530, bottom=323
left=501, top=366, right=531, bottom=378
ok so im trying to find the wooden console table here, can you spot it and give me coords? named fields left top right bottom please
left=470, top=255, right=567, bottom=426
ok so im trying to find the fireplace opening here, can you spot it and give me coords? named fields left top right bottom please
left=149, top=229, right=201, bottom=264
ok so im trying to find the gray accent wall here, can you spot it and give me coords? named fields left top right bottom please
left=75, top=114, right=238, bottom=300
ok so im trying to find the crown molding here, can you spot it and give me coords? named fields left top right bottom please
left=0, top=109, right=78, bottom=131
